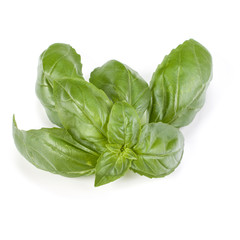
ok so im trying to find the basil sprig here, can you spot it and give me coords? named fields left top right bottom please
left=13, top=39, right=212, bottom=186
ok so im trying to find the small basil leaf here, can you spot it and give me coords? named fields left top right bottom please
left=36, top=43, right=83, bottom=126
left=89, top=60, right=151, bottom=118
left=123, top=148, right=137, bottom=160
left=12, top=116, right=99, bottom=177
left=149, top=39, right=212, bottom=127
left=105, top=144, right=122, bottom=153
left=107, top=102, right=140, bottom=148
left=131, top=122, right=184, bottom=178
left=53, top=78, right=112, bottom=152
left=94, top=150, right=132, bottom=187
left=105, top=144, right=137, bottom=160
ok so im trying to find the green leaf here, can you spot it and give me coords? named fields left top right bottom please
left=149, top=39, right=212, bottom=127
left=94, top=150, right=133, bottom=187
left=53, top=78, right=112, bottom=152
left=131, top=122, right=184, bottom=178
left=107, top=102, right=140, bottom=148
left=12, top=116, right=99, bottom=177
left=105, top=144, right=137, bottom=160
left=122, top=147, right=138, bottom=160
left=36, top=43, right=84, bottom=126
left=105, top=144, right=123, bottom=153
left=89, top=60, right=151, bottom=118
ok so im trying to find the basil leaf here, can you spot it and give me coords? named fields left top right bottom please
left=12, top=116, right=98, bottom=177
left=131, top=122, right=184, bottom=178
left=89, top=60, right=151, bottom=118
left=149, top=39, right=212, bottom=127
left=53, top=78, right=112, bottom=152
left=36, top=43, right=83, bottom=126
left=107, top=102, right=140, bottom=148
left=94, top=149, right=134, bottom=187
left=105, top=144, right=137, bottom=160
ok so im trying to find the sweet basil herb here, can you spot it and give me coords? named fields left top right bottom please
left=13, top=39, right=212, bottom=186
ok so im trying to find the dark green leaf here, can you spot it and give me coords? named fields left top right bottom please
left=107, top=102, right=140, bottom=148
left=149, top=39, right=212, bottom=127
left=53, top=78, right=112, bottom=152
left=94, top=149, right=134, bottom=187
left=89, top=60, right=151, bottom=118
left=12, top=116, right=98, bottom=177
left=131, top=122, right=184, bottom=178
left=36, top=43, right=83, bottom=126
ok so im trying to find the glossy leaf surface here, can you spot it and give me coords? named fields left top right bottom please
left=12, top=40, right=213, bottom=186
left=149, top=39, right=212, bottom=127
left=13, top=116, right=98, bottom=177
left=94, top=148, right=135, bottom=187
left=36, top=43, right=83, bottom=126
left=131, top=122, right=184, bottom=178
left=107, top=102, right=140, bottom=148
left=53, top=78, right=112, bottom=152
left=90, top=60, right=151, bottom=118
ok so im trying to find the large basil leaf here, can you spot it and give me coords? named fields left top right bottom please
left=89, top=60, right=151, bottom=118
left=12, top=116, right=98, bottom=177
left=53, top=78, right=112, bottom=152
left=36, top=43, right=83, bottom=126
left=149, top=39, right=213, bottom=127
left=107, top=102, right=140, bottom=148
left=94, top=149, right=135, bottom=187
left=131, top=122, right=184, bottom=178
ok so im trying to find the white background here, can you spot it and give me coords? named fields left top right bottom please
left=1, top=0, right=239, bottom=239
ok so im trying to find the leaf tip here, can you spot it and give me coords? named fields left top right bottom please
left=12, top=114, right=17, bottom=128
left=94, top=175, right=109, bottom=187
left=94, top=179, right=102, bottom=187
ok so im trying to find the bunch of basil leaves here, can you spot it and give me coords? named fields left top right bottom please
left=13, top=39, right=212, bottom=186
